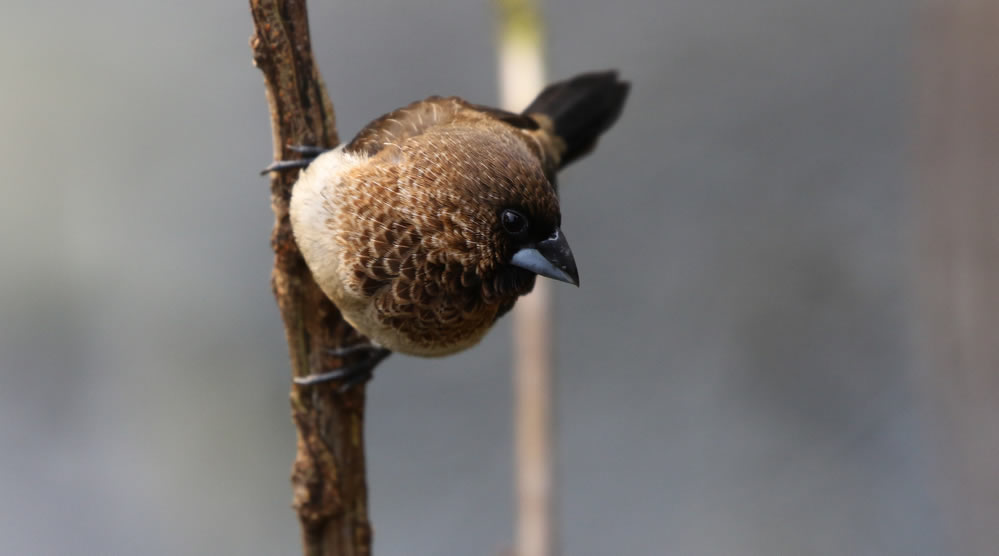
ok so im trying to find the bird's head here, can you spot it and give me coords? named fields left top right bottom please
left=397, top=123, right=580, bottom=291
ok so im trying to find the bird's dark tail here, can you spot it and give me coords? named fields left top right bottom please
left=523, top=70, right=630, bottom=168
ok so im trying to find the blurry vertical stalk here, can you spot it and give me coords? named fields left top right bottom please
left=917, top=1, right=999, bottom=554
left=494, top=2, right=556, bottom=556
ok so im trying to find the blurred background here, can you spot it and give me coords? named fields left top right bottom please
left=3, top=0, right=992, bottom=554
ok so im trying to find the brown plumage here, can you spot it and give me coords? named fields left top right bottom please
left=289, top=71, right=629, bottom=357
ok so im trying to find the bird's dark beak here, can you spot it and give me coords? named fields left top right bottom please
left=510, top=228, right=580, bottom=286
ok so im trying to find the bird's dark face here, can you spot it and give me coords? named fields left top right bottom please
left=462, top=133, right=579, bottom=290
left=494, top=205, right=579, bottom=287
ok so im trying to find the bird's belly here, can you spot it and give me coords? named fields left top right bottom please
left=336, top=297, right=498, bottom=357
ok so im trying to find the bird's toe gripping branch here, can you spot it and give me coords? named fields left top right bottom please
left=293, top=344, right=391, bottom=392
left=260, top=145, right=330, bottom=175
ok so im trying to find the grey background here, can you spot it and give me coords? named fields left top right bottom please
left=1, top=1, right=946, bottom=555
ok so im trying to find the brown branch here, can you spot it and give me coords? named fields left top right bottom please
left=249, top=1, right=374, bottom=554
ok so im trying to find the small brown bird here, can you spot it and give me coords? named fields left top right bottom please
left=283, top=71, right=629, bottom=384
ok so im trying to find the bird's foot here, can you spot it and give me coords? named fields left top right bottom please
left=260, top=145, right=331, bottom=175
left=285, top=145, right=330, bottom=156
left=325, top=342, right=384, bottom=358
left=293, top=345, right=390, bottom=392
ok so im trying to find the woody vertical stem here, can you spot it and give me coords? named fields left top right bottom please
left=249, top=1, right=374, bottom=555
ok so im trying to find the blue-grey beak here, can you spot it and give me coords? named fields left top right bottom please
left=510, top=228, right=580, bottom=286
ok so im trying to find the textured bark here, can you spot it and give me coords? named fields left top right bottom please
left=249, top=2, right=374, bottom=554
left=917, top=2, right=999, bottom=554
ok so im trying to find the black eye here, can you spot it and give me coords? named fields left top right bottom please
left=501, top=209, right=529, bottom=235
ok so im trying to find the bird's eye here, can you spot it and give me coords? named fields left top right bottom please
left=501, top=209, right=529, bottom=235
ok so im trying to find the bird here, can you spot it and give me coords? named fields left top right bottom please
left=277, top=71, right=629, bottom=386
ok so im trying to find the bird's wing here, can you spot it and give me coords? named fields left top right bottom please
left=345, top=96, right=467, bottom=157
left=466, top=102, right=565, bottom=182
left=346, top=96, right=562, bottom=180
left=465, top=103, right=540, bottom=131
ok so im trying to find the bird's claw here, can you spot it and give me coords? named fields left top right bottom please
left=326, top=342, right=383, bottom=358
left=286, top=145, right=329, bottom=156
left=260, top=144, right=331, bottom=175
left=293, top=363, right=373, bottom=390
left=293, top=346, right=390, bottom=392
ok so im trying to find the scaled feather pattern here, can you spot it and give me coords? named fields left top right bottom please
left=290, top=71, right=629, bottom=356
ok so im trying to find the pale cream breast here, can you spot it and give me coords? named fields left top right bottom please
left=289, top=146, right=364, bottom=311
